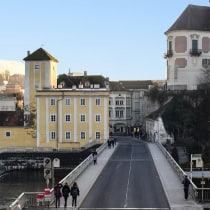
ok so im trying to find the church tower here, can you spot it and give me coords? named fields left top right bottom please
left=23, top=48, right=58, bottom=125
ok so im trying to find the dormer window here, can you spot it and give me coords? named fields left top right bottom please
left=85, top=80, right=90, bottom=87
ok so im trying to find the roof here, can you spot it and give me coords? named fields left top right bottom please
left=165, top=4, right=210, bottom=34
left=58, top=74, right=109, bottom=88
left=109, top=80, right=155, bottom=91
left=23, top=48, right=58, bottom=62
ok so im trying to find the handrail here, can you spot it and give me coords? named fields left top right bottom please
left=8, top=142, right=107, bottom=210
left=156, top=142, right=198, bottom=201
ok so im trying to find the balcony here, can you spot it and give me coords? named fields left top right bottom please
left=164, top=50, right=173, bottom=59
left=190, top=49, right=202, bottom=57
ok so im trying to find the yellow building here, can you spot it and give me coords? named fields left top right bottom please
left=0, top=48, right=109, bottom=150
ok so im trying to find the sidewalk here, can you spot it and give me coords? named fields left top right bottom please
left=57, top=144, right=118, bottom=208
left=148, top=142, right=203, bottom=210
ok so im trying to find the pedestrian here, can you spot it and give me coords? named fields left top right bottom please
left=62, top=182, right=71, bottom=207
left=182, top=175, right=190, bottom=199
left=70, top=182, right=80, bottom=207
left=54, top=183, right=62, bottom=208
left=92, top=151, right=97, bottom=165
left=107, top=139, right=111, bottom=148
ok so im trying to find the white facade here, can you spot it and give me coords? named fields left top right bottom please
left=0, top=96, right=16, bottom=111
left=109, top=91, right=132, bottom=134
left=145, top=116, right=174, bottom=144
left=165, top=30, right=210, bottom=90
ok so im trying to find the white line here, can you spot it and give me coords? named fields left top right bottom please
left=124, top=146, right=133, bottom=208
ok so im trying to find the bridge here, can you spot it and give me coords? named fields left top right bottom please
left=9, top=137, right=207, bottom=210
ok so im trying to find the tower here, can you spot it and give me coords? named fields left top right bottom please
left=23, top=48, right=58, bottom=125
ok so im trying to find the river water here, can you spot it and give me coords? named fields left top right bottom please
left=0, top=169, right=69, bottom=210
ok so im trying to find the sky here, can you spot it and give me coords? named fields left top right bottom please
left=1, top=0, right=210, bottom=81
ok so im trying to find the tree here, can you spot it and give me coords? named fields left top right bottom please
left=24, top=103, right=37, bottom=138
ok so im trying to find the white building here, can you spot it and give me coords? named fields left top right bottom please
left=0, top=96, right=16, bottom=111
left=165, top=4, right=210, bottom=90
left=109, top=80, right=161, bottom=135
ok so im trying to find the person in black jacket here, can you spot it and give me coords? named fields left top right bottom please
left=54, top=183, right=62, bottom=208
left=62, top=182, right=71, bottom=207
left=70, top=182, right=80, bottom=207
left=182, top=175, right=190, bottom=199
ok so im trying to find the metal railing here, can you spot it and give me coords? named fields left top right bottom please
left=8, top=142, right=107, bottom=210
left=156, top=142, right=199, bottom=201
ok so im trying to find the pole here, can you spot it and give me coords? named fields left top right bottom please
left=52, top=160, right=55, bottom=188
left=190, top=154, right=192, bottom=180
left=202, top=172, right=204, bottom=202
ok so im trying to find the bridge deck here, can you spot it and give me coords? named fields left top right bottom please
left=24, top=138, right=203, bottom=210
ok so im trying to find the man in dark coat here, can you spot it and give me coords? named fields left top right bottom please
left=182, top=175, right=190, bottom=199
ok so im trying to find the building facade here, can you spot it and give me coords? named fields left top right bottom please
left=165, top=4, right=210, bottom=90
left=0, top=48, right=109, bottom=150
left=109, top=80, right=160, bottom=135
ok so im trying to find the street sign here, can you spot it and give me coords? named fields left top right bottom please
left=44, top=169, right=52, bottom=179
left=53, top=158, right=60, bottom=168
left=44, top=158, right=51, bottom=169
left=201, top=181, right=205, bottom=185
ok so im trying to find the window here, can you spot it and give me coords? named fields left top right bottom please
left=5, top=131, right=11, bottom=137
left=115, top=100, right=124, bottom=105
left=65, top=114, right=71, bottom=122
left=192, top=40, right=198, bottom=50
left=168, top=41, right=172, bottom=51
left=116, top=110, right=124, bottom=118
left=80, top=98, right=86, bottom=106
left=202, top=59, right=210, bottom=68
left=96, top=114, right=101, bottom=122
left=65, top=131, right=71, bottom=140
left=50, top=131, right=56, bottom=140
left=50, top=98, right=56, bottom=106
left=65, top=98, right=71, bottom=106
left=95, top=98, right=101, bottom=106
left=96, top=132, right=100, bottom=139
left=35, top=64, right=40, bottom=70
left=80, top=131, right=86, bottom=140
left=109, top=110, right=112, bottom=118
left=50, top=114, right=56, bottom=122
left=80, top=114, right=86, bottom=122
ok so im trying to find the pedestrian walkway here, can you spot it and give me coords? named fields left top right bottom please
left=53, top=144, right=118, bottom=209
left=148, top=142, right=203, bottom=210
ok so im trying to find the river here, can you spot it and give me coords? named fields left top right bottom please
left=0, top=169, right=70, bottom=210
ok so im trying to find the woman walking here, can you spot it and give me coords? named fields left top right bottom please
left=62, top=182, right=71, bottom=207
left=70, top=182, right=80, bottom=207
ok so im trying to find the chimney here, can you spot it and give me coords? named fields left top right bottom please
left=84, top=71, right=87, bottom=76
left=27, top=51, right=30, bottom=56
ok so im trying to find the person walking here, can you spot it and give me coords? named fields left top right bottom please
left=54, top=183, right=62, bottom=208
left=92, top=151, right=97, bottom=165
left=182, top=175, right=190, bottom=199
left=62, top=182, right=71, bottom=207
left=70, top=182, right=80, bottom=207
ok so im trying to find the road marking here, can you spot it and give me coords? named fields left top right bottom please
left=124, top=146, right=133, bottom=208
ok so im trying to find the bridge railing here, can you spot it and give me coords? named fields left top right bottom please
left=156, top=142, right=198, bottom=201
left=8, top=142, right=107, bottom=210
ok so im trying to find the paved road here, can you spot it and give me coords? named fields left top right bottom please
left=80, top=137, right=170, bottom=209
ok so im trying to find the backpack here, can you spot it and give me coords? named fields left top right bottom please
left=62, top=186, right=70, bottom=196
left=71, top=187, right=78, bottom=196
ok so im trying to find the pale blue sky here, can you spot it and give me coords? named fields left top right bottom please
left=0, top=0, right=209, bottom=81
